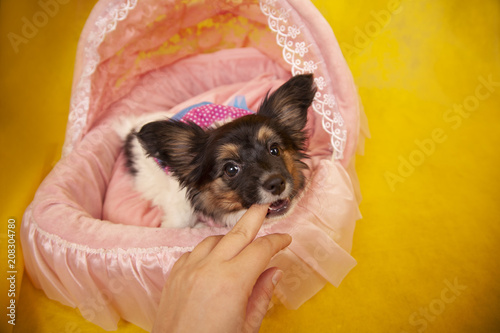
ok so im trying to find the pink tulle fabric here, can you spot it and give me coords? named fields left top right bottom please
left=21, top=0, right=367, bottom=331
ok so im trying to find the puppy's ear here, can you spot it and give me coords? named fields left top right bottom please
left=136, top=120, right=207, bottom=185
left=257, top=74, right=317, bottom=134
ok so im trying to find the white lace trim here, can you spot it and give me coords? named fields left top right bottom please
left=63, top=0, right=138, bottom=157
left=63, top=0, right=347, bottom=160
left=260, top=0, right=347, bottom=159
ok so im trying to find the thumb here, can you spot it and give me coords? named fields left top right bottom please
left=242, top=268, right=283, bottom=333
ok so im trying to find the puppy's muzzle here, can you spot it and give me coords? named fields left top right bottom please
left=263, top=175, right=286, bottom=196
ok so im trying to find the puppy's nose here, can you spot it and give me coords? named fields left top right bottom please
left=263, top=176, right=286, bottom=195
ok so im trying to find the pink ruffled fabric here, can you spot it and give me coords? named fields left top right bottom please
left=21, top=0, right=367, bottom=331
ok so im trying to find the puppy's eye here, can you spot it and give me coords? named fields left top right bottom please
left=269, top=143, right=280, bottom=156
left=224, top=163, right=240, bottom=178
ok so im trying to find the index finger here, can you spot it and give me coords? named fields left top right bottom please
left=211, top=204, right=270, bottom=260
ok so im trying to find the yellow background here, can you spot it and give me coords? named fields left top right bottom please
left=1, top=0, right=499, bottom=332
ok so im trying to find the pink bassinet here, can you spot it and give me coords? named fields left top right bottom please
left=21, top=0, right=368, bottom=330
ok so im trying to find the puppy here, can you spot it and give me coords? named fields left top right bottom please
left=125, top=74, right=316, bottom=228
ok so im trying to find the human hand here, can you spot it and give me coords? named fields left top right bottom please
left=152, top=204, right=292, bottom=333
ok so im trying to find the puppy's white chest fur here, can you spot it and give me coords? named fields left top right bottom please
left=127, top=133, right=198, bottom=228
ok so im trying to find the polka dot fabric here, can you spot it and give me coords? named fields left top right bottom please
left=181, top=103, right=254, bottom=128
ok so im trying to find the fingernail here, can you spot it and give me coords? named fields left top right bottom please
left=272, top=270, right=284, bottom=287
